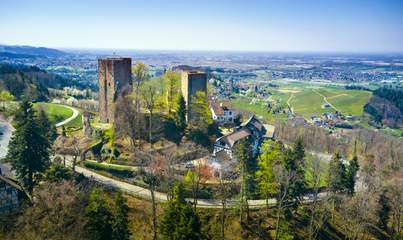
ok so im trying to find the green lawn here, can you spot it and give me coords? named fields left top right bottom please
left=231, top=96, right=288, bottom=123
left=34, top=102, right=73, bottom=125
left=65, top=112, right=82, bottom=129
left=33, top=102, right=83, bottom=130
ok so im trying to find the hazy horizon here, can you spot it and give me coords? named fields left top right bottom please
left=1, top=0, right=403, bottom=53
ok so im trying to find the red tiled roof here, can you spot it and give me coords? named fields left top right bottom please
left=210, top=101, right=232, bottom=115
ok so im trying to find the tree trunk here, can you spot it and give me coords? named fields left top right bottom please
left=240, top=168, right=245, bottom=223
left=274, top=203, right=282, bottom=240
left=149, top=111, right=153, bottom=148
left=72, top=155, right=77, bottom=172
left=221, top=198, right=226, bottom=240
left=150, top=185, right=157, bottom=240
left=266, top=196, right=269, bottom=217
left=309, top=188, right=319, bottom=240
left=28, top=169, right=33, bottom=195
left=194, top=181, right=199, bottom=212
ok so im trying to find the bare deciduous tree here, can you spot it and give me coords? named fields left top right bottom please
left=339, top=191, right=378, bottom=240
left=115, top=94, right=138, bottom=150
left=140, top=81, right=159, bottom=148
left=132, top=61, right=149, bottom=144
left=308, top=157, right=329, bottom=240
left=273, top=164, right=295, bottom=240
left=145, top=153, right=166, bottom=240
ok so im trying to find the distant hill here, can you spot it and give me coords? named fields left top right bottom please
left=0, top=63, right=75, bottom=101
left=364, top=87, right=403, bottom=128
left=0, top=44, right=67, bottom=57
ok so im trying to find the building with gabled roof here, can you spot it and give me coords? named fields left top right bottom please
left=213, top=115, right=274, bottom=161
left=210, top=101, right=238, bottom=124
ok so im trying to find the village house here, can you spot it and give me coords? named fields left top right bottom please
left=210, top=101, right=238, bottom=124
left=213, top=115, right=275, bottom=160
left=0, top=173, right=25, bottom=214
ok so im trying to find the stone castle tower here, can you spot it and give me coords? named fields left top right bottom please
left=181, top=70, right=207, bottom=120
left=98, top=57, right=132, bottom=123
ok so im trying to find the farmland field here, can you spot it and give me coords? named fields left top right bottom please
left=231, top=80, right=372, bottom=121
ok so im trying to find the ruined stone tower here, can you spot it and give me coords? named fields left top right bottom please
left=98, top=57, right=132, bottom=123
left=181, top=70, right=207, bottom=120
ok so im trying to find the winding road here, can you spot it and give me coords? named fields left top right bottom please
left=72, top=161, right=271, bottom=208
left=61, top=155, right=325, bottom=209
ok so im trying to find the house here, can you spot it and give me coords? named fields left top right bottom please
left=210, top=101, right=238, bottom=124
left=213, top=128, right=251, bottom=159
left=322, top=112, right=337, bottom=121
left=0, top=174, right=25, bottom=214
left=213, top=115, right=272, bottom=160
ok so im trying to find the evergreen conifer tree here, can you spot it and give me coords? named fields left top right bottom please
left=174, top=94, right=187, bottom=132
left=112, top=192, right=131, bottom=240
left=378, top=189, right=391, bottom=231
left=160, top=184, right=203, bottom=240
left=85, top=188, right=113, bottom=240
left=38, top=108, right=58, bottom=143
left=6, top=100, right=50, bottom=194
left=345, top=155, right=359, bottom=195
left=282, top=139, right=306, bottom=211
left=327, top=152, right=347, bottom=194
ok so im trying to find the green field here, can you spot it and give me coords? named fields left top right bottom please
left=232, top=80, right=372, bottom=120
left=231, top=96, right=288, bottom=123
left=34, top=102, right=73, bottom=125
left=315, top=88, right=372, bottom=115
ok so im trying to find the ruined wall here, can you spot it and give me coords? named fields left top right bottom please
left=98, top=58, right=132, bottom=123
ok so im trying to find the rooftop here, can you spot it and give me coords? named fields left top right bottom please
left=242, top=115, right=264, bottom=132
left=220, top=128, right=251, bottom=147
left=210, top=101, right=232, bottom=115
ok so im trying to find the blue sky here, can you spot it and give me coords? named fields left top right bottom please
left=1, top=0, right=402, bottom=52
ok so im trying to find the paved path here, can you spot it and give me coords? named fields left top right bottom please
left=73, top=164, right=270, bottom=208
left=61, top=156, right=325, bottom=209
left=55, top=105, right=79, bottom=127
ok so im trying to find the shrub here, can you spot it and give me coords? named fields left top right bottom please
left=84, top=161, right=134, bottom=178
